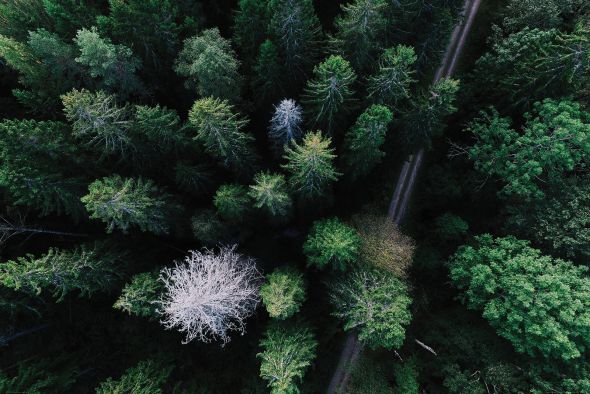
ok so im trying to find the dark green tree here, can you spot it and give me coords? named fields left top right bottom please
left=260, top=267, right=305, bottom=319
left=82, top=175, right=179, bottom=235
left=175, top=28, right=241, bottom=102
left=0, top=242, right=124, bottom=302
left=303, top=55, right=357, bottom=133
left=0, top=0, right=52, bottom=40
left=282, top=131, right=340, bottom=199
left=303, top=218, right=361, bottom=270
left=344, top=104, right=393, bottom=179
left=213, top=184, right=252, bottom=223
left=95, top=359, right=172, bottom=394
left=449, top=235, right=590, bottom=362
left=233, top=0, right=269, bottom=66
left=114, top=271, right=163, bottom=320
left=191, top=209, right=230, bottom=245
left=251, top=39, right=284, bottom=105
left=257, top=322, right=318, bottom=394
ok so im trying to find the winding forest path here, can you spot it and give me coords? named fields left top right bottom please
left=326, top=0, right=483, bottom=392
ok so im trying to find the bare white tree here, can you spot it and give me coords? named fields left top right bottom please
left=158, top=245, right=262, bottom=345
left=268, top=99, right=303, bottom=151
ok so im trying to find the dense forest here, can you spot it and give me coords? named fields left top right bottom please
left=0, top=0, right=589, bottom=392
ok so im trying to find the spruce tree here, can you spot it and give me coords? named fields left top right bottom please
left=233, top=0, right=269, bottom=66
left=344, top=104, right=393, bottom=179
left=248, top=172, right=292, bottom=218
left=188, top=97, right=257, bottom=174
left=303, top=55, right=357, bottom=133
left=303, top=218, right=361, bottom=270
left=252, top=39, right=284, bottom=106
left=175, top=28, right=241, bottom=102
left=260, top=267, right=305, bottom=319
left=214, top=184, right=252, bottom=223
left=82, top=175, right=179, bottom=235
left=114, top=271, right=163, bottom=320
left=282, top=131, right=340, bottom=198
left=96, top=360, right=172, bottom=394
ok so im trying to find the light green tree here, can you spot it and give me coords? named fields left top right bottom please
left=257, top=322, right=318, bottom=394
left=213, top=184, right=252, bottom=223
left=282, top=131, right=340, bottom=198
left=175, top=28, right=241, bottom=102
left=82, top=175, right=179, bottom=235
left=114, top=271, right=163, bottom=320
left=249, top=172, right=292, bottom=218
left=260, top=267, right=305, bottom=319
left=303, top=218, right=361, bottom=270
left=95, top=359, right=172, bottom=394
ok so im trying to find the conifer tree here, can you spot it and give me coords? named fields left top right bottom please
left=303, top=55, right=357, bottom=133
left=73, top=27, right=144, bottom=97
left=303, top=218, right=361, bottom=270
left=344, top=104, right=393, bottom=179
left=267, top=0, right=323, bottom=84
left=175, top=28, right=241, bottom=102
left=191, top=209, right=230, bottom=245
left=0, top=0, right=52, bottom=40
left=114, top=271, right=163, bottom=320
left=174, top=163, right=213, bottom=196
left=96, top=359, right=172, bottom=394
left=268, top=99, right=304, bottom=152
left=188, top=97, right=257, bottom=174
left=233, top=0, right=269, bottom=66
left=248, top=172, right=292, bottom=218
left=252, top=39, right=284, bottom=105
left=282, top=131, right=340, bottom=198
left=214, top=184, right=252, bottom=223
left=0, top=241, right=124, bottom=302
left=131, top=104, right=186, bottom=153
left=368, top=45, right=417, bottom=110
left=82, top=175, right=179, bottom=235
left=257, top=322, right=318, bottom=394
left=260, top=267, right=305, bottom=319
left=332, top=0, right=388, bottom=72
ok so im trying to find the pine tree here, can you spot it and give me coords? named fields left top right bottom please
left=268, top=99, right=304, bottom=152
left=82, top=175, right=179, bottom=235
left=61, top=89, right=132, bottom=158
left=332, top=0, right=388, bottom=72
left=257, top=322, right=318, bottom=394
left=0, top=0, right=52, bottom=40
left=303, top=55, right=357, bottom=133
left=252, top=39, right=284, bottom=106
left=303, top=218, right=361, bottom=270
left=248, top=172, right=292, bottom=218
left=175, top=28, right=241, bottom=102
left=0, top=241, right=125, bottom=302
left=114, top=271, right=163, bottom=320
left=214, top=184, right=252, bottom=223
left=233, top=0, right=269, bottom=66
left=344, top=104, right=393, bottom=179
left=282, top=131, right=340, bottom=198
left=367, top=45, right=417, bottom=110
left=188, top=97, right=257, bottom=174
left=74, top=27, right=144, bottom=97
left=260, top=267, right=305, bottom=319
left=95, top=359, right=172, bottom=394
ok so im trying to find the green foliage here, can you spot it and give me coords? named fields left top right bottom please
left=131, top=104, right=186, bottom=156
left=191, top=209, right=230, bottom=245
left=0, top=242, right=124, bottom=302
left=393, top=358, right=419, bottom=394
left=467, top=99, right=590, bottom=200
left=449, top=234, right=590, bottom=361
left=252, top=39, right=284, bottom=105
left=248, top=172, right=292, bottom=218
left=0, top=0, right=52, bottom=40
left=233, top=0, right=269, bottom=66
left=114, top=271, right=163, bottom=320
left=95, top=359, right=172, bottom=394
left=434, top=213, right=468, bottom=241
left=260, top=267, right=305, bottom=319
left=257, top=322, right=318, bottom=394
left=174, top=163, right=213, bottom=196
left=82, top=175, right=179, bottom=235
left=368, top=45, right=417, bottom=110
left=74, top=27, right=144, bottom=97
left=0, top=358, right=75, bottom=394
left=188, top=97, right=256, bottom=174
left=42, top=0, right=101, bottom=38
left=332, top=0, right=388, bottom=72
left=267, top=0, right=322, bottom=84
left=347, top=352, right=395, bottom=394
left=175, top=28, right=241, bottom=102
left=303, top=55, right=357, bottom=133
left=330, top=268, right=412, bottom=349
left=303, top=218, right=361, bottom=270
left=344, top=104, right=393, bottom=179
left=282, top=131, right=340, bottom=198
left=214, top=184, right=252, bottom=223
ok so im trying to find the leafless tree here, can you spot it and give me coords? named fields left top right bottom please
left=158, top=245, right=262, bottom=345
left=268, top=99, right=303, bottom=151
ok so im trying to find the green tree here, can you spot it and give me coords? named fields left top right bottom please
left=74, top=27, right=144, bottom=97
left=82, top=175, right=179, bottom=235
left=0, top=358, right=75, bottom=394
left=0, top=242, right=124, bottom=302
left=344, top=104, right=393, bottom=179
left=175, top=28, right=241, bottom=102
left=257, top=322, right=318, bottom=394
left=174, top=163, right=213, bottom=196
left=248, top=172, right=292, bottom=218
left=233, top=0, right=269, bottom=66
left=188, top=97, right=256, bottom=174
left=260, top=267, right=305, bottom=319
left=303, top=55, right=357, bottom=133
left=95, top=359, right=172, bottom=394
left=251, top=39, right=284, bottom=105
left=191, top=209, right=230, bottom=245
left=114, top=271, right=163, bottom=320
left=449, top=234, right=590, bottom=362
left=303, top=218, right=361, bottom=270
left=0, top=0, right=52, bottom=40
left=435, top=213, right=468, bottom=241
left=467, top=99, right=590, bottom=200
left=368, top=45, right=417, bottom=110
left=213, top=184, right=252, bottom=223
left=332, top=0, right=388, bottom=72
left=42, top=0, right=102, bottom=38
left=330, top=267, right=412, bottom=349
left=267, top=0, right=323, bottom=84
